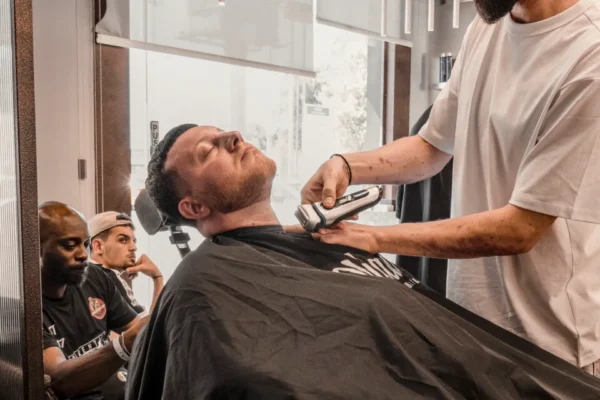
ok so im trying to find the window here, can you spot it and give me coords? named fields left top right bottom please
left=129, top=24, right=394, bottom=306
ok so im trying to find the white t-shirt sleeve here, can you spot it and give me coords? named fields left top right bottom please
left=418, top=20, right=477, bottom=155
left=510, top=73, right=600, bottom=223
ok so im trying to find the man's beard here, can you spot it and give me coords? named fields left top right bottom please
left=474, top=0, right=519, bottom=23
left=199, top=159, right=276, bottom=214
left=42, top=254, right=88, bottom=287
left=68, top=271, right=87, bottom=286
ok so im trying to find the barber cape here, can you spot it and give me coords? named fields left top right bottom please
left=126, top=237, right=600, bottom=399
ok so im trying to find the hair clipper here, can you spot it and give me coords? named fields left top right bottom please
left=295, top=186, right=383, bottom=233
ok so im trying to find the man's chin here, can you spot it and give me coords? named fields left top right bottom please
left=474, top=0, right=516, bottom=24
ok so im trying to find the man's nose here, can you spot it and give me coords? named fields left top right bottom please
left=130, top=242, right=138, bottom=252
left=221, top=131, right=243, bottom=152
left=75, top=245, right=88, bottom=261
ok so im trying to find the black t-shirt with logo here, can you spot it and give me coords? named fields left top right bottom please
left=215, top=225, right=421, bottom=288
left=42, top=264, right=137, bottom=400
left=90, top=262, right=146, bottom=315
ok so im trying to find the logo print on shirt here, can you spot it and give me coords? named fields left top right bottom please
left=67, top=333, right=109, bottom=360
left=332, top=253, right=419, bottom=288
left=57, top=338, right=65, bottom=348
left=88, top=297, right=107, bottom=320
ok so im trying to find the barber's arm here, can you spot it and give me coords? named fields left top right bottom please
left=126, top=254, right=163, bottom=313
left=320, top=72, right=600, bottom=257
left=302, top=136, right=452, bottom=208
left=302, top=28, right=467, bottom=208
left=318, top=205, right=556, bottom=257
left=43, top=315, right=148, bottom=399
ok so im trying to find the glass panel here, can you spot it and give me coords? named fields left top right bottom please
left=317, top=0, right=383, bottom=35
left=97, top=0, right=314, bottom=75
left=317, top=0, right=412, bottom=45
left=129, top=24, right=387, bottom=307
left=0, top=0, right=25, bottom=396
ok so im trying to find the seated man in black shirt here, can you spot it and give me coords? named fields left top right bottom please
left=126, top=125, right=600, bottom=399
left=88, top=211, right=164, bottom=314
left=40, top=202, right=148, bottom=400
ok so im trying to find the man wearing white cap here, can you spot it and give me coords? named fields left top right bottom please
left=88, top=211, right=164, bottom=314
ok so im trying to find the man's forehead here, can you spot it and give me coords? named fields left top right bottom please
left=51, top=214, right=89, bottom=239
left=165, top=125, right=222, bottom=170
left=109, top=225, right=135, bottom=238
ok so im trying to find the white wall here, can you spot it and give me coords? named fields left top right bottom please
left=32, top=0, right=96, bottom=218
left=428, top=0, right=478, bottom=101
left=409, top=0, right=477, bottom=128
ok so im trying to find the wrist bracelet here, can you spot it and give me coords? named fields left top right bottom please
left=120, top=333, right=131, bottom=357
left=331, top=154, right=352, bottom=185
left=112, top=335, right=130, bottom=361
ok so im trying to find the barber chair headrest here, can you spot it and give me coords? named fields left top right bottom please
left=134, top=188, right=173, bottom=235
left=134, top=188, right=192, bottom=258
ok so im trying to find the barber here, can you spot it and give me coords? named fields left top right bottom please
left=301, top=0, right=600, bottom=374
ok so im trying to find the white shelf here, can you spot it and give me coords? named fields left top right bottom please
left=432, top=82, right=447, bottom=91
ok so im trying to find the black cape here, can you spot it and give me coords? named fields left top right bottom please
left=126, top=237, right=600, bottom=400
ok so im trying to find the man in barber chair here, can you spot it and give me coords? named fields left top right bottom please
left=126, top=124, right=600, bottom=399
left=39, top=202, right=148, bottom=400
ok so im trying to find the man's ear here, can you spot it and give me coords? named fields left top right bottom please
left=178, top=196, right=210, bottom=221
left=91, top=238, right=104, bottom=255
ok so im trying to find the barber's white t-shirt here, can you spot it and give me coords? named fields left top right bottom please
left=419, top=0, right=600, bottom=366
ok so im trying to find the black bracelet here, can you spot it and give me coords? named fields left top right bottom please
left=331, top=154, right=352, bottom=185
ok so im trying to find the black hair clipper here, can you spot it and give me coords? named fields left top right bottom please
left=295, top=186, right=383, bottom=233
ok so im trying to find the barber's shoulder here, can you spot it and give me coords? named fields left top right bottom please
left=562, top=44, right=600, bottom=88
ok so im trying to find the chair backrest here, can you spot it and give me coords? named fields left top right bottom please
left=410, top=105, right=433, bottom=136
left=396, top=105, right=451, bottom=296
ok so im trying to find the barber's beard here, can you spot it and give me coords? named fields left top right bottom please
left=201, top=160, right=276, bottom=214
left=474, top=0, right=518, bottom=23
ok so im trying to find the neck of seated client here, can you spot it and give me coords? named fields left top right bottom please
left=199, top=199, right=280, bottom=238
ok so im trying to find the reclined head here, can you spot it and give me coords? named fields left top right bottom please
left=39, top=201, right=90, bottom=287
left=146, top=124, right=277, bottom=237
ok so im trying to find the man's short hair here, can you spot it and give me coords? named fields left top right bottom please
left=146, top=123, right=198, bottom=226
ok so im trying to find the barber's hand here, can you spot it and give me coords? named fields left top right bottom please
left=283, top=225, right=309, bottom=234
left=283, top=214, right=359, bottom=237
left=122, top=314, right=149, bottom=353
left=126, top=254, right=162, bottom=280
left=318, top=222, right=381, bottom=254
left=301, top=155, right=351, bottom=208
